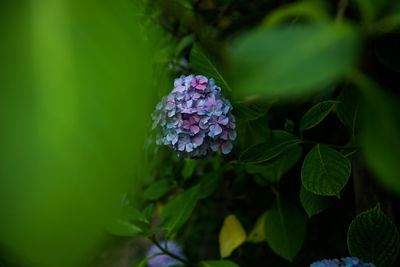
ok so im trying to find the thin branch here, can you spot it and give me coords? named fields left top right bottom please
left=150, top=236, right=189, bottom=265
left=336, top=0, right=348, bottom=21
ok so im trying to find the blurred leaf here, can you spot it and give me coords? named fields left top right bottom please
left=181, top=158, right=197, bottom=180
left=355, top=73, right=400, bottom=194
left=162, top=0, right=195, bottom=28
left=301, top=144, right=351, bottom=196
left=198, top=170, right=224, bottom=199
left=247, top=212, right=267, bottom=243
left=175, top=34, right=194, bottom=58
left=144, top=180, right=173, bottom=200
left=0, top=1, right=153, bottom=266
left=232, top=99, right=270, bottom=120
left=160, top=185, right=201, bottom=237
left=219, top=214, right=247, bottom=258
left=245, top=145, right=302, bottom=183
left=355, top=0, right=400, bottom=23
left=375, top=33, right=400, bottom=73
left=129, top=253, right=162, bottom=267
left=264, top=197, right=307, bottom=262
left=300, top=186, right=335, bottom=217
left=347, top=204, right=400, bottom=267
left=106, top=218, right=143, bottom=237
left=263, top=0, right=329, bottom=28
left=201, top=260, right=239, bottom=267
left=337, top=86, right=360, bottom=136
left=300, top=100, right=338, bottom=132
left=190, top=43, right=231, bottom=92
left=232, top=23, right=359, bottom=99
left=240, top=135, right=302, bottom=164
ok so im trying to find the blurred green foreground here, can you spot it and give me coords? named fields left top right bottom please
left=0, top=1, right=153, bottom=266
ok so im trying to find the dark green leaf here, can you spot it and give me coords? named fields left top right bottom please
left=144, top=180, right=173, bottom=200
left=375, top=33, right=400, bottom=73
left=129, top=253, right=162, bottom=267
left=358, top=78, right=400, bottom=194
left=300, top=186, right=335, bottom=217
left=301, top=144, right=351, bottom=196
left=347, top=204, right=400, bottom=267
left=337, top=86, right=360, bottom=135
left=233, top=100, right=270, bottom=120
left=181, top=158, right=197, bottom=180
left=240, top=136, right=303, bottom=164
left=300, top=100, right=338, bottom=132
left=245, top=145, right=302, bottom=183
left=160, top=185, right=201, bottom=237
left=201, top=260, right=239, bottom=267
left=190, top=43, right=231, bottom=92
left=264, top=197, right=307, bottom=261
left=262, top=0, right=329, bottom=27
left=232, top=23, right=359, bottom=99
left=198, top=170, right=224, bottom=199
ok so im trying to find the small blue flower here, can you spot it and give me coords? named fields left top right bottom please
left=152, top=75, right=237, bottom=158
left=310, top=257, right=375, bottom=267
left=146, top=241, right=186, bottom=267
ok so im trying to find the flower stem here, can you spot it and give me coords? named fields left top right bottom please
left=150, top=236, right=189, bottom=265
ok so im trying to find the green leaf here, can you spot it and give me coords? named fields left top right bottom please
left=159, top=185, right=201, bottom=237
left=245, top=145, right=302, bottom=183
left=337, top=86, right=359, bottom=136
left=301, top=144, right=351, bottom=196
left=232, top=99, right=270, bottom=120
left=247, top=212, right=267, bottom=243
left=106, top=218, right=142, bottom=237
left=198, top=170, right=223, bottom=199
left=240, top=136, right=303, bottom=164
left=358, top=74, right=400, bottom=195
left=106, top=206, right=149, bottom=236
left=300, top=186, right=335, bottom=217
left=262, top=0, right=329, bottom=28
left=201, top=260, right=239, bottom=267
left=375, top=33, right=400, bottom=73
left=181, top=158, right=197, bottom=180
left=347, top=204, right=400, bottom=267
left=300, top=100, right=338, bottom=132
left=144, top=180, right=173, bottom=200
left=130, top=253, right=162, bottom=267
left=231, top=23, right=359, bottom=99
left=219, top=214, right=247, bottom=258
left=264, top=197, right=307, bottom=262
left=190, top=43, right=231, bottom=92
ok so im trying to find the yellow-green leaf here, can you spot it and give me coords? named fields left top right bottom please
left=219, top=215, right=247, bottom=258
left=247, top=212, right=267, bottom=243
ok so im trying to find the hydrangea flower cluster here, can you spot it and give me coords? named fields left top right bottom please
left=146, top=241, right=186, bottom=267
left=310, top=257, right=375, bottom=267
left=152, top=74, right=236, bottom=158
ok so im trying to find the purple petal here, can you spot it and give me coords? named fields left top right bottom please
left=186, top=143, right=193, bottom=152
left=190, top=125, right=200, bottom=134
left=192, top=135, right=204, bottom=147
left=218, top=116, right=229, bottom=125
left=221, top=142, right=233, bottom=154
left=229, top=130, right=237, bottom=140
left=212, top=124, right=222, bottom=136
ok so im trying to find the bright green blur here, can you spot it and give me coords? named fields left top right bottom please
left=0, top=1, right=153, bottom=266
